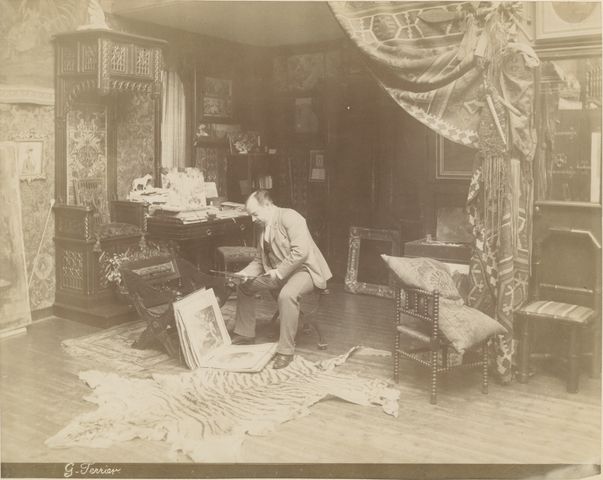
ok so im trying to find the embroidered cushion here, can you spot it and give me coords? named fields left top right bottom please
left=438, top=303, right=505, bottom=354
left=518, top=300, right=594, bottom=324
left=381, top=255, right=463, bottom=303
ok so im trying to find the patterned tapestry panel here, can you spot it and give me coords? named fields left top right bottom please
left=195, top=147, right=227, bottom=196
left=66, top=104, right=108, bottom=205
left=0, top=0, right=85, bottom=88
left=116, top=94, right=155, bottom=199
left=0, top=104, right=56, bottom=311
left=273, top=49, right=344, bottom=93
left=329, top=1, right=482, bottom=147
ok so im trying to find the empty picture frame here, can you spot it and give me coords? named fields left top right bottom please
left=345, top=227, right=401, bottom=298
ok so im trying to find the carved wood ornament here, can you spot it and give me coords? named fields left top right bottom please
left=53, top=29, right=167, bottom=203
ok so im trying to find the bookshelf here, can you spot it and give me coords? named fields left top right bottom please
left=226, top=153, right=283, bottom=203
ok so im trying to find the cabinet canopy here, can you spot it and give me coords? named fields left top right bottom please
left=53, top=29, right=166, bottom=112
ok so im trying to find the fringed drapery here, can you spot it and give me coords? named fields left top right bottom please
left=329, top=1, right=538, bottom=382
left=329, top=1, right=487, bottom=147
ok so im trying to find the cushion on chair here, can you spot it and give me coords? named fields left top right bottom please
left=381, top=255, right=463, bottom=303
left=438, top=303, right=506, bottom=354
left=518, top=300, right=595, bottom=324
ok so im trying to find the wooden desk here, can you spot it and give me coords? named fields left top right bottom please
left=146, top=214, right=254, bottom=270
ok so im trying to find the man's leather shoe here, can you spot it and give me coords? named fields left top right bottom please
left=272, top=353, right=294, bottom=369
left=231, top=334, right=255, bottom=345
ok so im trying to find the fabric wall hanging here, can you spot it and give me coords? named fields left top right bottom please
left=330, top=1, right=539, bottom=382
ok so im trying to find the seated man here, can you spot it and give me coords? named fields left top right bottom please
left=232, top=189, right=332, bottom=369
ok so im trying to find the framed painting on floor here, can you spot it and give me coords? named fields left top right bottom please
left=345, top=227, right=401, bottom=298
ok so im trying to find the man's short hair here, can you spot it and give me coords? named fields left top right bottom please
left=247, top=189, right=273, bottom=206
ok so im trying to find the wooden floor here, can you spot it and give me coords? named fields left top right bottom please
left=1, top=284, right=601, bottom=467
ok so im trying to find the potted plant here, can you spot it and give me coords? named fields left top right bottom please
left=99, top=239, right=167, bottom=301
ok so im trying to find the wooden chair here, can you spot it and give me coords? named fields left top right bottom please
left=119, top=254, right=230, bottom=359
left=516, top=228, right=601, bottom=393
left=393, top=284, right=489, bottom=404
left=73, top=177, right=144, bottom=248
left=73, top=178, right=109, bottom=231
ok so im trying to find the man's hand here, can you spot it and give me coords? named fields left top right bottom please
left=265, top=269, right=281, bottom=281
left=233, top=272, right=252, bottom=283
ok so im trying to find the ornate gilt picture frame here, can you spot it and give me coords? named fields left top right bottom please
left=344, top=227, right=401, bottom=298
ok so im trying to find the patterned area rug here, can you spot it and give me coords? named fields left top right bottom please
left=48, top=348, right=399, bottom=462
left=61, top=317, right=181, bottom=376
left=56, top=302, right=400, bottom=461
left=61, top=302, right=241, bottom=376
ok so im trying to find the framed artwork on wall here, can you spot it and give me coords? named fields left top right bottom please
left=194, top=68, right=234, bottom=131
left=435, top=135, right=475, bottom=180
left=534, top=2, right=602, bottom=43
left=202, top=76, right=232, bottom=119
left=16, top=139, right=44, bottom=181
left=309, top=150, right=326, bottom=182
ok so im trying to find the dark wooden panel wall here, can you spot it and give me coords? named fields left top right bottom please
left=112, top=17, right=474, bottom=280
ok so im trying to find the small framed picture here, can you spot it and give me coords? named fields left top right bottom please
left=203, top=96, right=232, bottom=119
left=204, top=76, right=232, bottom=98
left=194, top=68, right=234, bottom=127
left=309, top=150, right=326, bottom=183
left=16, top=140, right=44, bottom=181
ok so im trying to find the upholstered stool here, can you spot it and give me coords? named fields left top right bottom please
left=215, top=245, right=257, bottom=272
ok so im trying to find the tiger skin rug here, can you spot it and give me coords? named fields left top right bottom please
left=46, top=347, right=400, bottom=462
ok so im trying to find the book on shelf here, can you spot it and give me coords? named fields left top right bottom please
left=172, top=288, right=277, bottom=372
left=257, top=175, right=273, bottom=189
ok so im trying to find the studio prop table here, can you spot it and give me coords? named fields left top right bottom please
left=146, top=213, right=254, bottom=271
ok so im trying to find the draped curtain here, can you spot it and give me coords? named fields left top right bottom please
left=161, top=70, right=187, bottom=169
left=329, top=1, right=538, bottom=382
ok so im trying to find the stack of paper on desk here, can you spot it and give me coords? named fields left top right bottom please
left=172, top=288, right=276, bottom=372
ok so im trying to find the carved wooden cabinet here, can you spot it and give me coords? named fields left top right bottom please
left=53, top=29, right=166, bottom=202
left=53, top=29, right=166, bottom=324
left=53, top=203, right=143, bottom=323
